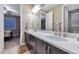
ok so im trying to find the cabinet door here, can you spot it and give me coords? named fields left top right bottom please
left=29, top=35, right=37, bottom=54
left=37, top=39, right=46, bottom=54
left=25, top=33, right=30, bottom=44
left=25, top=33, right=32, bottom=51
left=48, top=44, right=68, bottom=54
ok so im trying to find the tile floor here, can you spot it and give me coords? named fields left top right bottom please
left=4, top=46, right=30, bottom=54
left=4, top=45, right=19, bottom=54
left=4, top=37, right=19, bottom=54
left=4, top=37, right=30, bottom=54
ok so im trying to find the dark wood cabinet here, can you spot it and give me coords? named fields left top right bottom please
left=29, top=35, right=37, bottom=54
left=25, top=32, right=30, bottom=45
left=25, top=33, right=37, bottom=53
left=47, top=44, right=68, bottom=54
left=25, top=32, right=68, bottom=54
left=37, top=39, right=46, bottom=54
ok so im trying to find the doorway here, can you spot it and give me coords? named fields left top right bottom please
left=40, top=11, right=46, bottom=30
left=41, top=16, right=46, bottom=30
left=3, top=4, right=20, bottom=54
left=68, top=9, right=79, bottom=33
left=64, top=4, right=79, bottom=33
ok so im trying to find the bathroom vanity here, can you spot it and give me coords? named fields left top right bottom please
left=25, top=30, right=79, bottom=54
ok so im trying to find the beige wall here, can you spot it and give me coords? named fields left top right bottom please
left=0, top=5, right=4, bottom=53
left=20, top=5, right=40, bottom=45
left=53, top=5, right=64, bottom=32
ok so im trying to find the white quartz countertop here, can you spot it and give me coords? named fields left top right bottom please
left=25, top=30, right=79, bottom=54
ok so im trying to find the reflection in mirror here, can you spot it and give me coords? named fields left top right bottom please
left=40, top=11, right=46, bottom=30
left=64, top=4, right=79, bottom=33
left=53, top=5, right=63, bottom=32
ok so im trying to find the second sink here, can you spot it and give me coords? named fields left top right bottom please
left=46, top=36, right=67, bottom=42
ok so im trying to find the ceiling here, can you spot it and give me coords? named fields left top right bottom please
left=4, top=4, right=20, bottom=16
left=3, top=4, right=60, bottom=16
left=22, top=4, right=59, bottom=13
left=65, top=4, right=79, bottom=11
left=41, top=4, right=59, bottom=13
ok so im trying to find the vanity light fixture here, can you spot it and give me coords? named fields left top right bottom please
left=32, top=5, right=41, bottom=14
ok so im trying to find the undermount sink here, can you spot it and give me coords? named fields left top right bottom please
left=46, top=36, right=67, bottom=42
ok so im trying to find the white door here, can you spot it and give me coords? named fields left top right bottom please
left=0, top=5, right=4, bottom=54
